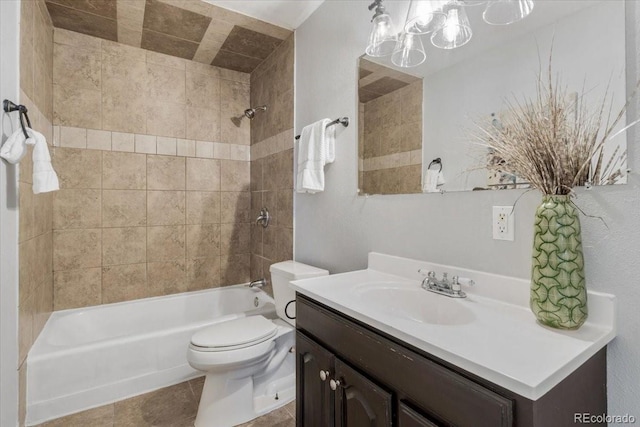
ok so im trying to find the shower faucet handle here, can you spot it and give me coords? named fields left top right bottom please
left=256, top=207, right=270, bottom=228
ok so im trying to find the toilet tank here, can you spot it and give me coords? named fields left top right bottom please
left=269, top=261, right=329, bottom=326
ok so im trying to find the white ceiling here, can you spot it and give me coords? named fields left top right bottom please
left=204, top=0, right=325, bottom=30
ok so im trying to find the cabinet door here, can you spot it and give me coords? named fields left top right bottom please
left=297, top=332, right=334, bottom=427
left=398, top=402, right=441, bottom=427
left=333, top=359, right=392, bottom=427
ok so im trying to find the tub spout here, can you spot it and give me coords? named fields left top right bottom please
left=248, top=278, right=267, bottom=288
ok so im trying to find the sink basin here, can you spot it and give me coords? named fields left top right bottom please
left=352, top=282, right=475, bottom=326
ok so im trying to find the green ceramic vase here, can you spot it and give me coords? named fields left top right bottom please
left=530, top=195, right=588, bottom=330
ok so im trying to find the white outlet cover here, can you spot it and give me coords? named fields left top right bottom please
left=493, top=206, right=515, bottom=241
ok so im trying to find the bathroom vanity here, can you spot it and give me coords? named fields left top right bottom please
left=291, top=253, right=616, bottom=427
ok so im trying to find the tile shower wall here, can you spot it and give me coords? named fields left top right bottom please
left=51, top=29, right=252, bottom=310
left=249, top=35, right=295, bottom=294
left=19, top=0, right=55, bottom=424
left=360, top=80, right=422, bottom=194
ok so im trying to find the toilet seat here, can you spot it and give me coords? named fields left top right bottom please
left=190, top=315, right=278, bottom=352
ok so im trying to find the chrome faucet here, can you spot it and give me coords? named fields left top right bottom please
left=419, top=270, right=474, bottom=298
left=248, top=278, right=267, bottom=288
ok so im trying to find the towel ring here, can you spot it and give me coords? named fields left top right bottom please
left=3, top=99, right=31, bottom=139
left=428, top=158, right=442, bottom=172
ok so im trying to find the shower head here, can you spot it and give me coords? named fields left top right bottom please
left=244, top=105, right=267, bottom=119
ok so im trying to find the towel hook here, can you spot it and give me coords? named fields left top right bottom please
left=3, top=99, right=31, bottom=140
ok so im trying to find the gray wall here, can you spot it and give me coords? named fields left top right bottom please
left=294, top=0, right=640, bottom=418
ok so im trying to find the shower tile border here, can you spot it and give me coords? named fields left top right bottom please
left=55, top=125, right=250, bottom=161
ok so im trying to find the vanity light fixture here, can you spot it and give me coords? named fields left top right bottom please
left=366, top=0, right=398, bottom=57
left=483, top=0, right=534, bottom=25
left=364, top=0, right=534, bottom=66
left=392, top=32, right=427, bottom=67
left=430, top=1, right=472, bottom=49
left=404, top=0, right=447, bottom=35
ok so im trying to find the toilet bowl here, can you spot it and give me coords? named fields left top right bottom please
left=187, top=261, right=328, bottom=427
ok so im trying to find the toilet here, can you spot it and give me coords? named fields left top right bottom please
left=187, top=261, right=328, bottom=427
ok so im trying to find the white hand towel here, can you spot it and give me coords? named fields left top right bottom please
left=296, top=118, right=335, bottom=193
left=25, top=129, right=60, bottom=194
left=423, top=170, right=445, bottom=193
left=0, top=128, right=29, bottom=164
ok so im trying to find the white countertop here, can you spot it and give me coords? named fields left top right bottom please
left=290, top=253, right=616, bottom=400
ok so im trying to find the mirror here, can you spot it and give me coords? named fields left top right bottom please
left=357, top=0, right=627, bottom=195
left=358, top=58, right=423, bottom=195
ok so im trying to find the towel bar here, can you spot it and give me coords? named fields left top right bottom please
left=294, top=117, right=349, bottom=140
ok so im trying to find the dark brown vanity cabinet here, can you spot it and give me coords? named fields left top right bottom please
left=297, top=332, right=393, bottom=427
left=296, top=294, right=607, bottom=427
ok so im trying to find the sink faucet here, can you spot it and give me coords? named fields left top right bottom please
left=419, top=270, right=474, bottom=299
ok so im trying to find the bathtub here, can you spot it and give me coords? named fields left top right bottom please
left=26, top=285, right=276, bottom=426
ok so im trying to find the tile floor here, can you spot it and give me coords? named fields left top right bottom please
left=37, top=377, right=295, bottom=427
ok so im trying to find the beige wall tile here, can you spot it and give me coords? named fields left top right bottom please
left=276, top=190, right=293, bottom=228
left=52, top=148, right=102, bottom=189
left=221, top=160, right=250, bottom=191
left=147, top=155, right=186, bottom=190
left=186, top=158, right=220, bottom=191
left=177, top=139, right=195, bottom=157
left=102, top=263, right=147, bottom=303
left=147, top=226, right=185, bottom=262
left=186, top=224, right=220, bottom=258
left=102, top=57, right=147, bottom=133
left=103, top=151, right=147, bottom=189
left=87, top=129, right=112, bottom=151
left=60, top=126, right=87, bottom=149
left=147, top=261, right=187, bottom=297
left=147, top=191, right=186, bottom=225
left=53, top=268, right=102, bottom=310
left=146, top=102, right=186, bottom=139
left=103, top=227, right=147, bottom=266
left=146, top=50, right=186, bottom=70
left=221, top=192, right=251, bottom=224
left=146, top=63, right=186, bottom=104
left=195, top=140, right=214, bottom=159
left=220, top=254, right=250, bottom=286
left=53, top=189, right=101, bottom=229
left=54, top=28, right=101, bottom=51
left=220, top=80, right=250, bottom=146
left=186, top=191, right=220, bottom=225
left=102, top=190, right=147, bottom=227
left=53, top=229, right=101, bottom=271
left=53, top=43, right=101, bottom=90
left=135, top=134, right=157, bottom=154
left=186, top=71, right=220, bottom=110
left=112, top=132, right=135, bottom=152
left=187, top=257, right=220, bottom=291
left=157, top=137, right=177, bottom=156
left=54, top=85, right=102, bottom=129
left=220, top=223, right=250, bottom=255
left=186, top=106, right=219, bottom=141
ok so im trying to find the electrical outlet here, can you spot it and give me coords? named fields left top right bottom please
left=493, top=206, right=515, bottom=241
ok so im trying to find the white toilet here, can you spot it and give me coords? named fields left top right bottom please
left=187, top=261, right=328, bottom=427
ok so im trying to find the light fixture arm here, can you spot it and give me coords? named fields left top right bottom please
left=368, top=0, right=386, bottom=21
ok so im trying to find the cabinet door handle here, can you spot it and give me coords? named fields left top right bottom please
left=330, top=379, right=341, bottom=391
left=319, top=370, right=330, bottom=381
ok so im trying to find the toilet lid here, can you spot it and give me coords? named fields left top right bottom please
left=191, top=316, right=278, bottom=349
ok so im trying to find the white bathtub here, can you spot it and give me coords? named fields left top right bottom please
left=26, top=285, right=276, bottom=426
